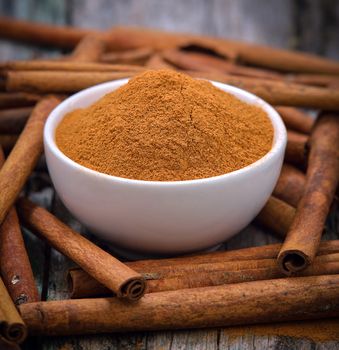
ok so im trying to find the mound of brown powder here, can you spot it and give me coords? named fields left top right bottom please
left=56, top=70, right=273, bottom=181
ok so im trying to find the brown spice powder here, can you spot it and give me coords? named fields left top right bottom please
left=56, top=70, right=273, bottom=181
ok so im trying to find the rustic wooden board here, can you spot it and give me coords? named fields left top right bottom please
left=0, top=0, right=338, bottom=349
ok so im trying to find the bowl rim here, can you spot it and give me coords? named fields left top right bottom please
left=44, top=78, right=287, bottom=187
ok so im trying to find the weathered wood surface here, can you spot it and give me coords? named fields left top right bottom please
left=0, top=0, right=338, bottom=349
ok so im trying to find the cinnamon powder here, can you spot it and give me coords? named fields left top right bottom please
left=56, top=70, right=273, bottom=181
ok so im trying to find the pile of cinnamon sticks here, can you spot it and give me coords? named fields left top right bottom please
left=0, top=16, right=339, bottom=345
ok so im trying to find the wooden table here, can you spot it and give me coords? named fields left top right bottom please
left=1, top=1, right=338, bottom=349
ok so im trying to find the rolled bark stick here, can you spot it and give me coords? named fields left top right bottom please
left=187, top=71, right=339, bottom=109
left=5, top=71, right=135, bottom=93
left=125, top=240, right=339, bottom=270
left=273, top=164, right=306, bottom=207
left=0, top=107, right=32, bottom=134
left=0, top=135, right=18, bottom=152
left=0, top=208, right=39, bottom=305
left=0, top=278, right=27, bottom=344
left=126, top=254, right=334, bottom=279
left=290, top=74, right=339, bottom=87
left=278, top=114, right=339, bottom=275
left=234, top=43, right=339, bottom=74
left=0, top=16, right=93, bottom=49
left=275, top=106, right=314, bottom=134
left=101, top=47, right=154, bottom=64
left=148, top=262, right=339, bottom=294
left=1, top=60, right=145, bottom=73
left=0, top=148, right=39, bottom=305
left=68, top=254, right=339, bottom=298
left=0, top=92, right=40, bottom=108
left=19, top=275, right=339, bottom=336
left=330, top=80, right=339, bottom=89
left=285, top=130, right=308, bottom=166
left=17, top=198, right=146, bottom=301
left=256, top=196, right=295, bottom=237
left=0, top=96, right=60, bottom=224
left=68, top=34, right=106, bottom=62
left=162, top=49, right=281, bottom=80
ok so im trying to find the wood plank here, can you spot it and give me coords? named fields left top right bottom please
left=146, top=331, right=172, bottom=350
left=170, top=330, right=218, bottom=350
left=322, top=0, right=339, bottom=59
left=292, top=0, right=339, bottom=59
left=71, top=0, right=212, bottom=34
left=0, top=0, right=68, bottom=60
left=0, top=0, right=33, bottom=60
left=211, top=0, right=294, bottom=47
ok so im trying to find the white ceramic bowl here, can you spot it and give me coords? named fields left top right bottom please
left=44, top=79, right=286, bottom=255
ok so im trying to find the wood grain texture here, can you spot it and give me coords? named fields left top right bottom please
left=0, top=0, right=338, bottom=349
left=211, top=0, right=294, bottom=47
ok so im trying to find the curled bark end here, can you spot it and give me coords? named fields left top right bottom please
left=3, top=322, right=27, bottom=344
left=278, top=250, right=309, bottom=275
left=121, top=278, right=146, bottom=301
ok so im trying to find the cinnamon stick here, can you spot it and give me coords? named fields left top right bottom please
left=68, top=253, right=339, bottom=298
left=162, top=49, right=281, bottom=80
left=285, top=130, right=308, bottom=166
left=233, top=43, right=339, bottom=74
left=0, top=92, right=40, bottom=108
left=278, top=114, right=339, bottom=274
left=273, top=164, right=306, bottom=207
left=0, top=107, right=32, bottom=134
left=187, top=71, right=339, bottom=109
left=0, top=148, right=39, bottom=305
left=256, top=196, right=295, bottom=237
left=0, top=278, right=27, bottom=344
left=2, top=60, right=145, bottom=73
left=0, top=96, right=60, bottom=224
left=19, top=275, right=339, bottom=336
left=68, top=34, right=106, bottom=62
left=121, top=240, right=339, bottom=270
left=5, top=71, right=135, bottom=93
left=17, top=198, right=146, bottom=301
left=275, top=106, right=314, bottom=134
left=290, top=73, right=339, bottom=87
left=0, top=16, right=93, bottom=49
left=0, top=208, right=39, bottom=305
